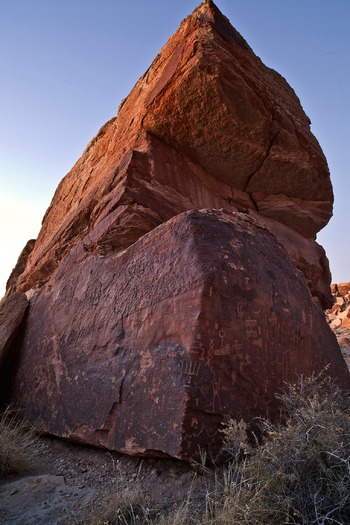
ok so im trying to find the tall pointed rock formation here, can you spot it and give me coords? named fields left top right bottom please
left=3, top=2, right=349, bottom=461
left=10, top=0, right=333, bottom=307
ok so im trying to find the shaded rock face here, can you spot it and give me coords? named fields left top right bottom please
left=11, top=210, right=349, bottom=460
left=9, top=1, right=333, bottom=307
left=0, top=292, right=28, bottom=403
left=4, top=2, right=348, bottom=460
left=0, top=292, right=28, bottom=369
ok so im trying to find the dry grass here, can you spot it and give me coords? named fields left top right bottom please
left=0, top=406, right=38, bottom=477
left=80, top=489, right=161, bottom=524
left=85, top=375, right=350, bottom=525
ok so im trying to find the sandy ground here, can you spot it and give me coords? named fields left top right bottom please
left=0, top=434, right=201, bottom=524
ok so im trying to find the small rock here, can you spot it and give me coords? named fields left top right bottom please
left=326, top=313, right=337, bottom=322
left=337, top=282, right=350, bottom=296
left=331, top=303, right=342, bottom=314
left=338, top=309, right=350, bottom=321
left=330, top=318, right=342, bottom=330
left=342, top=317, right=350, bottom=329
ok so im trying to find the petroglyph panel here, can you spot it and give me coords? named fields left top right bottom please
left=12, top=210, right=350, bottom=461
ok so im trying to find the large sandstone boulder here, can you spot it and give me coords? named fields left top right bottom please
left=8, top=1, right=333, bottom=307
left=4, top=1, right=348, bottom=460
left=11, top=210, right=350, bottom=460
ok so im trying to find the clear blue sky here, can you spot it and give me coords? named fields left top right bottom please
left=0, top=0, right=349, bottom=296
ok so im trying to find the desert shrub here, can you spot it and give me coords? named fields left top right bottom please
left=214, top=375, right=350, bottom=524
left=0, top=406, right=38, bottom=477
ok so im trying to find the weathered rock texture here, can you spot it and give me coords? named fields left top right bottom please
left=11, top=210, right=349, bottom=460
left=8, top=1, right=333, bottom=307
left=3, top=1, right=348, bottom=460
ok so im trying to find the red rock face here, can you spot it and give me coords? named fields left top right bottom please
left=10, top=1, right=333, bottom=307
left=11, top=211, right=350, bottom=460
left=4, top=2, right=347, bottom=460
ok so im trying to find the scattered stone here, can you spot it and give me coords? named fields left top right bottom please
left=326, top=283, right=350, bottom=331
left=330, top=318, right=342, bottom=330
left=338, top=307, right=350, bottom=320
left=326, top=313, right=337, bottom=322
left=331, top=284, right=338, bottom=294
left=331, top=303, right=342, bottom=314
left=338, top=282, right=350, bottom=296
left=326, top=284, right=350, bottom=369
left=342, top=317, right=350, bottom=329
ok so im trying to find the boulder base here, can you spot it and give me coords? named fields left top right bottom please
left=12, top=210, right=349, bottom=460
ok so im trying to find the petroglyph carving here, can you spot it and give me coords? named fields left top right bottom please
left=218, top=327, right=226, bottom=346
left=181, top=360, right=201, bottom=377
left=214, top=344, right=230, bottom=356
left=232, top=339, right=243, bottom=354
left=244, top=318, right=259, bottom=339
left=212, top=378, right=223, bottom=411
left=237, top=304, right=244, bottom=325
left=244, top=276, right=251, bottom=290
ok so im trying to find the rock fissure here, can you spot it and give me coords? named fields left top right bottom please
left=118, top=375, right=126, bottom=404
left=244, top=128, right=281, bottom=193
